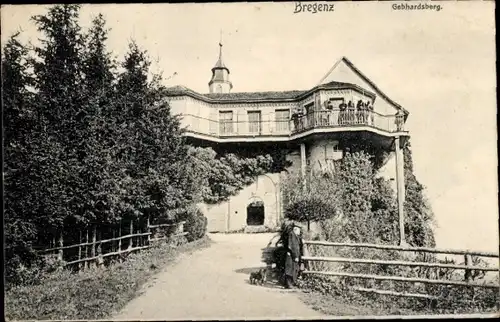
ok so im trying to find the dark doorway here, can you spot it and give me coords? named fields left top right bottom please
left=247, top=200, right=265, bottom=226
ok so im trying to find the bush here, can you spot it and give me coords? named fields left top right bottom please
left=183, top=207, right=207, bottom=242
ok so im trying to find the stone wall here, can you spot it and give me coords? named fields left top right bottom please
left=308, top=138, right=343, bottom=173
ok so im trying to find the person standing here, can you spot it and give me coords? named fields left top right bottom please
left=347, top=101, right=355, bottom=124
left=395, top=109, right=404, bottom=131
left=338, top=101, right=347, bottom=125
left=356, top=100, right=364, bottom=124
left=367, top=102, right=374, bottom=125
left=284, top=224, right=302, bottom=289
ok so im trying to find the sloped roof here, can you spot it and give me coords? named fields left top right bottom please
left=213, top=55, right=227, bottom=70
left=320, top=57, right=409, bottom=116
left=164, top=81, right=376, bottom=104
left=204, top=90, right=306, bottom=101
left=212, top=43, right=229, bottom=72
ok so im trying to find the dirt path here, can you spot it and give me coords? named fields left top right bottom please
left=113, top=233, right=324, bottom=320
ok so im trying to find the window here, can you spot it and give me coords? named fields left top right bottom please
left=325, top=142, right=343, bottom=161
left=275, top=109, right=290, bottom=132
left=219, top=111, right=233, bottom=134
left=248, top=111, right=261, bottom=134
left=326, top=98, right=344, bottom=109
left=304, top=102, right=314, bottom=115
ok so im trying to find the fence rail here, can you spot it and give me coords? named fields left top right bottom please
left=302, top=240, right=500, bottom=300
left=149, top=222, right=185, bottom=229
left=301, top=256, right=499, bottom=272
left=38, top=220, right=187, bottom=270
left=352, top=287, right=439, bottom=300
left=303, top=270, right=499, bottom=289
left=41, top=232, right=153, bottom=253
left=304, top=240, right=500, bottom=258
left=64, top=245, right=151, bottom=266
left=150, top=231, right=188, bottom=242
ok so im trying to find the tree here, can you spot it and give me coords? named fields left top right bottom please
left=403, top=140, right=436, bottom=247
left=282, top=169, right=341, bottom=231
left=281, top=151, right=398, bottom=244
left=112, top=41, right=198, bottom=222
left=73, top=13, right=120, bottom=225
left=3, top=5, right=214, bottom=285
left=27, top=4, right=87, bottom=232
left=3, top=32, right=39, bottom=282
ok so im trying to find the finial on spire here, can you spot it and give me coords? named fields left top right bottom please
left=212, top=29, right=228, bottom=70
left=209, top=29, right=232, bottom=93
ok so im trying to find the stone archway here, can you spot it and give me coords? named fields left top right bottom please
left=246, top=198, right=265, bottom=226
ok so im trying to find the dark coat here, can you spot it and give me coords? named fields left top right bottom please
left=285, top=231, right=301, bottom=282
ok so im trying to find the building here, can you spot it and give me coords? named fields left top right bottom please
left=164, top=42, right=409, bottom=236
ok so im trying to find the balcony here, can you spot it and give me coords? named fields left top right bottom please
left=180, top=111, right=405, bottom=142
left=180, top=114, right=291, bottom=140
left=291, top=110, right=405, bottom=134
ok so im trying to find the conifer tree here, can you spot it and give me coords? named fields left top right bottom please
left=3, top=32, right=38, bottom=281
left=28, top=4, right=86, bottom=232
left=76, top=14, right=120, bottom=225
left=113, top=41, right=198, bottom=222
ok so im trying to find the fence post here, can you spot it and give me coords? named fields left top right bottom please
left=112, top=228, right=116, bottom=252
left=147, top=216, right=151, bottom=245
left=92, top=226, right=96, bottom=267
left=78, top=230, right=82, bottom=270
left=118, top=222, right=122, bottom=252
left=129, top=220, right=133, bottom=249
left=85, top=228, right=89, bottom=269
left=138, top=220, right=142, bottom=247
left=58, top=230, right=64, bottom=261
left=97, top=229, right=103, bottom=267
left=464, top=253, right=472, bottom=282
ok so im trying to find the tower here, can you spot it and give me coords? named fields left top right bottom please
left=208, top=33, right=233, bottom=93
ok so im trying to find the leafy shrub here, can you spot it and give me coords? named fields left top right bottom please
left=282, top=145, right=499, bottom=314
left=282, top=170, right=341, bottom=230
left=187, top=146, right=276, bottom=204
left=182, top=207, right=207, bottom=242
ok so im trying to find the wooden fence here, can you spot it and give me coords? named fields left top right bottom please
left=38, top=220, right=187, bottom=270
left=302, top=241, right=500, bottom=300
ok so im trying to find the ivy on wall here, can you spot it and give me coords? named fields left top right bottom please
left=187, top=146, right=282, bottom=205
left=282, top=144, right=436, bottom=247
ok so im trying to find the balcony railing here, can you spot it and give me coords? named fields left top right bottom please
left=180, top=111, right=405, bottom=139
left=291, top=110, right=405, bottom=134
left=181, top=114, right=290, bottom=137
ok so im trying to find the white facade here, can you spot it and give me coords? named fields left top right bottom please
left=167, top=55, right=409, bottom=235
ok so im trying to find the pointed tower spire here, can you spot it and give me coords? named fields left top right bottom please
left=209, top=30, right=232, bottom=93
left=214, top=29, right=227, bottom=69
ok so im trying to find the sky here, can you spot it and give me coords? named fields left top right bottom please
left=2, top=2, right=497, bottom=252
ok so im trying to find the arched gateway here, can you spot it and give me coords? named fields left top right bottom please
left=246, top=197, right=265, bottom=226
